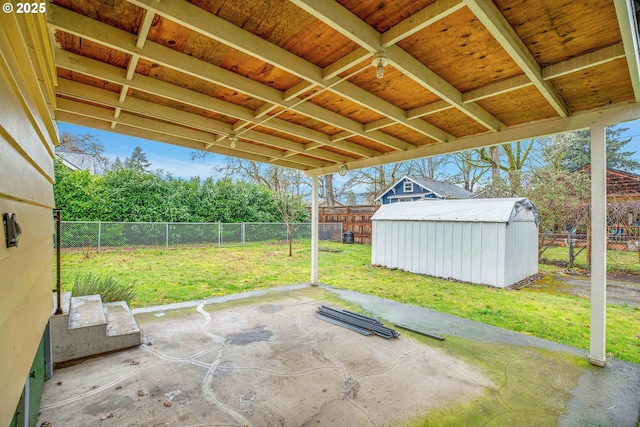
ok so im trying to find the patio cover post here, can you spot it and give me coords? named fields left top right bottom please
left=589, top=122, right=607, bottom=367
left=311, top=175, right=319, bottom=286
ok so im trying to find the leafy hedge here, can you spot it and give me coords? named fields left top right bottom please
left=53, top=160, right=309, bottom=223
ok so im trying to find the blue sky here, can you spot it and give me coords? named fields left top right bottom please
left=57, top=117, right=640, bottom=179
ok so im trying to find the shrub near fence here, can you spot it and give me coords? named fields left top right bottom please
left=55, top=221, right=343, bottom=251
left=539, top=232, right=640, bottom=274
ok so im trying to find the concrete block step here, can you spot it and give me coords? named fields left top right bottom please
left=51, top=291, right=72, bottom=315
left=103, top=301, right=140, bottom=337
left=68, top=294, right=106, bottom=330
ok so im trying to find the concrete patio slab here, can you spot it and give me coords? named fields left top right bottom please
left=38, top=285, right=640, bottom=427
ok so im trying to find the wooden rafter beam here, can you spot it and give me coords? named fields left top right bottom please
left=290, top=0, right=503, bottom=131
left=56, top=112, right=312, bottom=170
left=463, top=0, right=570, bottom=117
left=381, top=0, right=465, bottom=47
left=56, top=97, right=331, bottom=169
left=308, top=102, right=640, bottom=176
left=410, top=43, right=626, bottom=118
left=125, top=0, right=449, bottom=144
left=614, top=0, right=640, bottom=102
left=49, top=5, right=410, bottom=154
left=55, top=78, right=357, bottom=165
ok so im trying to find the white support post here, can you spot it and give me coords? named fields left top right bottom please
left=311, top=175, right=319, bottom=286
left=590, top=122, right=607, bottom=367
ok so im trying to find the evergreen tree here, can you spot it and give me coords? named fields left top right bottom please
left=124, top=146, right=151, bottom=172
left=560, top=127, right=640, bottom=171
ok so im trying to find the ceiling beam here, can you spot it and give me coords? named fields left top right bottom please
left=613, top=0, right=640, bottom=102
left=290, top=0, right=503, bottom=131
left=410, top=43, right=627, bottom=117
left=381, top=0, right=465, bottom=47
left=56, top=97, right=331, bottom=168
left=56, top=112, right=312, bottom=170
left=56, top=78, right=356, bottom=165
left=125, top=0, right=451, bottom=144
left=542, top=43, right=626, bottom=80
left=463, top=0, right=570, bottom=117
left=308, top=101, right=640, bottom=176
left=49, top=6, right=409, bottom=154
left=54, top=48, right=376, bottom=159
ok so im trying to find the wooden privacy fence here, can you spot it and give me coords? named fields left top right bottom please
left=319, top=205, right=380, bottom=244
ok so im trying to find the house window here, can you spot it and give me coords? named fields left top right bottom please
left=403, top=181, right=413, bottom=193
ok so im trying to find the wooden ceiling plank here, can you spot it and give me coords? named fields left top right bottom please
left=388, top=45, right=504, bottom=130
left=50, top=5, right=393, bottom=158
left=56, top=111, right=311, bottom=169
left=290, top=0, right=381, bottom=51
left=323, top=48, right=371, bottom=79
left=364, top=118, right=395, bottom=132
left=614, top=0, right=640, bottom=102
left=463, top=0, right=570, bottom=117
left=283, top=81, right=316, bottom=101
left=125, top=0, right=450, bottom=145
left=381, top=0, right=465, bottom=47
left=331, top=79, right=450, bottom=142
left=55, top=47, right=258, bottom=121
left=127, top=0, right=323, bottom=83
left=407, top=100, right=451, bottom=119
left=57, top=78, right=353, bottom=164
left=56, top=100, right=328, bottom=169
left=543, top=43, right=626, bottom=81
left=57, top=78, right=233, bottom=134
left=463, top=75, right=532, bottom=103
left=290, top=0, right=501, bottom=132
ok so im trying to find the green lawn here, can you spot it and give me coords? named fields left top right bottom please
left=58, top=241, right=640, bottom=364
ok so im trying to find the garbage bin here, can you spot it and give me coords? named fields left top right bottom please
left=343, top=231, right=354, bottom=244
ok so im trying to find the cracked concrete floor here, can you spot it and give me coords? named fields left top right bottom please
left=38, top=285, right=640, bottom=427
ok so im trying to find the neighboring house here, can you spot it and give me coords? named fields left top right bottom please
left=375, top=176, right=474, bottom=204
left=578, top=164, right=640, bottom=200
left=56, top=151, right=98, bottom=174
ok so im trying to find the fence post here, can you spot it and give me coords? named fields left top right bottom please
left=98, top=221, right=102, bottom=253
left=218, top=222, right=222, bottom=248
left=242, top=222, right=245, bottom=246
left=166, top=222, right=169, bottom=250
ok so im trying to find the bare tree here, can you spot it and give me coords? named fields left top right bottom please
left=57, top=132, right=110, bottom=173
left=473, top=140, right=535, bottom=196
left=449, top=150, right=489, bottom=192
left=408, top=156, right=450, bottom=181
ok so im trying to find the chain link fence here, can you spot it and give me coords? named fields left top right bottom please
left=539, top=232, right=640, bottom=275
left=55, top=221, right=343, bottom=252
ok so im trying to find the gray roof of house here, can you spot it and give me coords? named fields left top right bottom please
left=411, top=177, right=474, bottom=199
left=57, top=152, right=98, bottom=174
left=375, top=176, right=474, bottom=202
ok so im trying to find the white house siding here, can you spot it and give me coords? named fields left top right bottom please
left=371, top=199, right=538, bottom=288
left=0, top=12, right=57, bottom=426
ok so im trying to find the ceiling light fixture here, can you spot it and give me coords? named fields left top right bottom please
left=229, top=134, right=238, bottom=148
left=372, top=52, right=389, bottom=79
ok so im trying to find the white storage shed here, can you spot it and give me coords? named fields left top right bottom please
left=371, top=198, right=539, bottom=288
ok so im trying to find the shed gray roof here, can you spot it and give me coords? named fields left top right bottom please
left=371, top=198, right=539, bottom=225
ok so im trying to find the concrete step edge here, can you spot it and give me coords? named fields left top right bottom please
left=103, top=301, right=141, bottom=337
left=68, top=294, right=107, bottom=329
